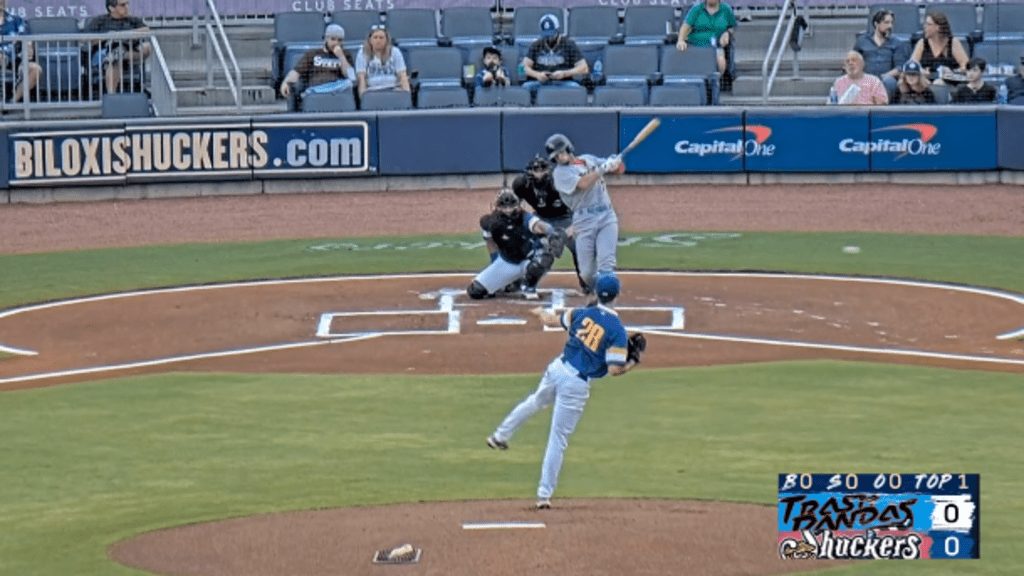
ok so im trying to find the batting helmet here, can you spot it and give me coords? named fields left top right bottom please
left=545, top=133, right=574, bottom=161
left=495, top=188, right=521, bottom=210
left=594, top=272, right=620, bottom=304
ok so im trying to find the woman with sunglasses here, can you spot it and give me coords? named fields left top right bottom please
left=354, top=25, right=410, bottom=97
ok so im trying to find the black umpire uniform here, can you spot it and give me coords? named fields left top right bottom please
left=511, top=156, right=585, bottom=290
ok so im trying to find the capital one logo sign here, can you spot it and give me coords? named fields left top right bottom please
left=839, top=123, right=941, bottom=159
left=674, top=125, right=775, bottom=160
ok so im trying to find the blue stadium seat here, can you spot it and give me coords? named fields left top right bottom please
left=440, top=7, right=500, bottom=63
left=359, top=89, right=413, bottom=110
left=301, top=89, right=357, bottom=112
left=660, top=45, right=719, bottom=105
left=26, top=17, right=83, bottom=100
left=330, top=10, right=383, bottom=53
left=593, top=85, right=646, bottom=106
left=535, top=84, right=588, bottom=106
left=101, top=92, right=151, bottom=117
left=649, top=83, right=705, bottom=106
left=386, top=9, right=439, bottom=48
left=417, top=85, right=471, bottom=108
left=272, top=12, right=327, bottom=89
left=405, top=46, right=465, bottom=92
left=472, top=85, right=531, bottom=107
left=981, top=3, right=1024, bottom=43
left=623, top=6, right=676, bottom=46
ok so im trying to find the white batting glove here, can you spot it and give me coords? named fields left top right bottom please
left=599, top=156, right=621, bottom=174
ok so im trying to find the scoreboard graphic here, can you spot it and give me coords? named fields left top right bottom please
left=778, top=474, right=980, bottom=560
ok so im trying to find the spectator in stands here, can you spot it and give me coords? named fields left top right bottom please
left=832, top=51, right=888, bottom=105
left=521, top=13, right=588, bottom=101
left=853, top=8, right=910, bottom=100
left=1, top=0, right=41, bottom=102
left=355, top=24, right=410, bottom=97
left=280, top=24, right=355, bottom=111
left=84, top=0, right=151, bottom=94
left=475, top=46, right=510, bottom=88
left=952, top=57, right=996, bottom=103
left=892, top=60, right=936, bottom=104
left=676, top=0, right=737, bottom=77
left=910, top=12, right=968, bottom=86
left=1006, top=49, right=1024, bottom=104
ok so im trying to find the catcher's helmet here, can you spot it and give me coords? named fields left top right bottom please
left=545, top=133, right=574, bottom=161
left=594, top=272, right=620, bottom=304
left=526, top=155, right=550, bottom=173
left=495, top=188, right=521, bottom=211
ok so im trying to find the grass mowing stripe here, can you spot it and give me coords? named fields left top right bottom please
left=0, top=363, right=1021, bottom=576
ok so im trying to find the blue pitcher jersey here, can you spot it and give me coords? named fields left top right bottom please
left=559, top=304, right=628, bottom=379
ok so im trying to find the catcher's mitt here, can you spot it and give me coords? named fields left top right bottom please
left=546, top=228, right=568, bottom=258
left=627, top=332, right=647, bottom=364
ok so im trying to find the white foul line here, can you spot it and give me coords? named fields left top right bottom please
left=645, top=329, right=1024, bottom=367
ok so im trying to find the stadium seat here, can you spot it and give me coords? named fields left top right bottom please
left=930, top=83, right=951, bottom=104
left=567, top=5, right=623, bottom=67
left=440, top=7, right=500, bottom=63
left=535, top=84, right=588, bottom=106
left=601, top=44, right=661, bottom=100
left=981, top=3, right=1024, bottom=43
left=272, top=12, right=327, bottom=89
left=416, top=85, right=471, bottom=108
left=405, top=46, right=465, bottom=92
left=623, top=5, right=676, bottom=46
left=101, top=92, right=151, bottom=117
left=330, top=10, right=383, bottom=52
left=970, top=40, right=1024, bottom=75
left=511, top=7, right=563, bottom=51
left=301, top=89, right=357, bottom=112
left=386, top=9, right=440, bottom=48
left=865, top=3, right=921, bottom=43
left=472, top=85, right=531, bottom=107
left=660, top=45, right=719, bottom=105
left=26, top=17, right=82, bottom=100
left=593, top=85, right=646, bottom=106
left=649, top=83, right=705, bottom=106
left=359, top=89, right=413, bottom=110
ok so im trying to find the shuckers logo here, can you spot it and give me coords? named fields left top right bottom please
left=839, top=123, right=941, bottom=159
left=779, top=529, right=924, bottom=560
left=674, top=125, right=775, bottom=160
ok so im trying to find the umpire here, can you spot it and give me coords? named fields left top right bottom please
left=512, top=156, right=586, bottom=291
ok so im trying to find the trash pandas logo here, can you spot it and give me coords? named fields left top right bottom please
left=779, top=529, right=925, bottom=560
left=778, top=493, right=927, bottom=559
left=839, top=123, right=941, bottom=159
left=674, top=125, right=775, bottom=160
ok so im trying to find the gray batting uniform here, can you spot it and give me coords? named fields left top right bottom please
left=552, top=154, right=618, bottom=290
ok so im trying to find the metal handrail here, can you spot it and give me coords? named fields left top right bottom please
left=149, top=35, right=177, bottom=116
left=205, top=0, right=243, bottom=109
left=761, top=0, right=799, bottom=104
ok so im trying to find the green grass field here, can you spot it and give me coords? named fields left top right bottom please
left=1, top=230, right=1022, bottom=575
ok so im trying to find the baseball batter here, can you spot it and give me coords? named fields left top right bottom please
left=486, top=273, right=645, bottom=509
left=546, top=133, right=625, bottom=294
left=467, top=189, right=568, bottom=300
left=512, top=155, right=587, bottom=291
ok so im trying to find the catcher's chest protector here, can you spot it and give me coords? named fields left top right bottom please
left=483, top=211, right=533, bottom=263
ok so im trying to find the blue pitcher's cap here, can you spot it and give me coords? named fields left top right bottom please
left=594, top=272, right=620, bottom=303
left=325, top=24, right=345, bottom=40
left=901, top=60, right=922, bottom=74
left=540, top=13, right=560, bottom=37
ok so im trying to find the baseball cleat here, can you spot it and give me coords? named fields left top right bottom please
left=487, top=435, right=508, bottom=450
left=522, top=288, right=539, bottom=300
left=535, top=498, right=551, bottom=510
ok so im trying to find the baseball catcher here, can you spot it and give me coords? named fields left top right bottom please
left=467, top=189, right=568, bottom=300
left=512, top=155, right=586, bottom=292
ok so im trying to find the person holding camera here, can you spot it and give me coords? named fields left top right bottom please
left=475, top=46, right=510, bottom=88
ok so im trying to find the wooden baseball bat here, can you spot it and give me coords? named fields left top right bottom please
left=619, top=117, right=662, bottom=158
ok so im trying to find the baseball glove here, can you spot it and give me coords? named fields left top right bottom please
left=627, top=332, right=647, bottom=364
left=546, top=228, right=568, bottom=258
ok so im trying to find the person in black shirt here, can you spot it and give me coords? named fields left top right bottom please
left=1007, top=49, right=1024, bottom=104
left=953, top=57, right=997, bottom=103
left=511, top=155, right=584, bottom=291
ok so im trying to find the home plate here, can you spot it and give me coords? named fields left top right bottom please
left=476, top=318, right=528, bottom=326
left=462, top=522, right=547, bottom=530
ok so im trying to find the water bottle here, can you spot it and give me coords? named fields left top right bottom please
left=828, top=86, right=838, bottom=105
left=998, top=83, right=1008, bottom=105
left=592, top=58, right=603, bottom=84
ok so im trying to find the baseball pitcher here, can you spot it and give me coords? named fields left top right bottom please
left=486, top=273, right=645, bottom=509
left=546, top=133, right=625, bottom=295
left=467, top=189, right=568, bottom=300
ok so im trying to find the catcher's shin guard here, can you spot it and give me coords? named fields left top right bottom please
left=523, top=252, right=555, bottom=289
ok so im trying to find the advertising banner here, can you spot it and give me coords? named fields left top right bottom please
left=252, top=117, right=375, bottom=178
left=868, top=109, right=997, bottom=171
left=5, top=118, right=374, bottom=186
left=619, top=110, right=747, bottom=173
left=745, top=109, right=870, bottom=172
left=501, top=109, right=618, bottom=171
